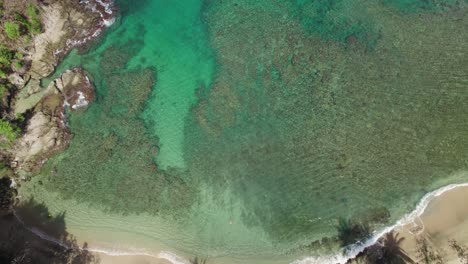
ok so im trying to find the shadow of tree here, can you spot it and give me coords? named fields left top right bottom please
left=415, top=236, right=444, bottom=264
left=379, top=231, right=414, bottom=264
left=336, top=217, right=372, bottom=248
left=350, top=231, right=415, bottom=264
left=190, top=256, right=207, bottom=264
left=0, top=177, right=15, bottom=215
left=0, top=197, right=99, bottom=264
left=14, top=198, right=67, bottom=240
left=449, top=239, right=468, bottom=264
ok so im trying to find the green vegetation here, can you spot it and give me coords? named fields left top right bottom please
left=1, top=4, right=41, bottom=40
left=26, top=4, right=41, bottom=34
left=0, top=70, right=6, bottom=79
left=3, top=21, right=20, bottom=39
left=13, top=60, right=23, bottom=70
left=0, top=119, right=19, bottom=144
left=15, top=113, right=25, bottom=123
left=14, top=52, right=23, bottom=60
left=0, top=83, right=7, bottom=98
left=0, top=45, right=13, bottom=66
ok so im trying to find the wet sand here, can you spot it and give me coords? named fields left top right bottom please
left=397, top=186, right=468, bottom=263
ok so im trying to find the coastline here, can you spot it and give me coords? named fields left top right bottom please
left=23, top=179, right=467, bottom=264
left=294, top=179, right=468, bottom=264
left=397, top=185, right=468, bottom=263
left=1, top=0, right=117, bottom=178
left=2, top=1, right=467, bottom=264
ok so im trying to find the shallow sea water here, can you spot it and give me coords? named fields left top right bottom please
left=20, top=0, right=468, bottom=262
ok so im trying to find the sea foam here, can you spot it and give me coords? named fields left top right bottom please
left=291, top=182, right=468, bottom=264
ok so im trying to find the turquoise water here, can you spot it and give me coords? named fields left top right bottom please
left=21, top=0, right=468, bottom=261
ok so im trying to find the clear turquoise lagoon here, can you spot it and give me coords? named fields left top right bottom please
left=21, top=0, right=468, bottom=262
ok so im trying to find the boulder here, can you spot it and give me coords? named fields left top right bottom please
left=8, top=73, right=27, bottom=89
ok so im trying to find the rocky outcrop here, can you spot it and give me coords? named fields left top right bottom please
left=56, top=68, right=95, bottom=111
left=4, top=0, right=115, bottom=177
left=29, top=0, right=116, bottom=79
left=11, top=68, right=95, bottom=176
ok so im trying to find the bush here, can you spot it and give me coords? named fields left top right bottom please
left=14, top=52, right=23, bottom=60
left=4, top=22, right=20, bottom=39
left=0, top=83, right=7, bottom=98
left=29, top=19, right=41, bottom=34
left=0, top=120, right=19, bottom=143
left=26, top=4, right=39, bottom=20
left=0, top=46, right=13, bottom=66
left=13, top=60, right=23, bottom=70
left=0, top=70, right=6, bottom=79
left=26, top=4, right=41, bottom=34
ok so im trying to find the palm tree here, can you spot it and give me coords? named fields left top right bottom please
left=379, top=231, right=415, bottom=264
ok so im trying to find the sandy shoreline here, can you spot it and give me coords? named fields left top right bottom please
left=79, top=184, right=468, bottom=264
left=397, top=185, right=468, bottom=264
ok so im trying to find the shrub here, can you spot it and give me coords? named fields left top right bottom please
left=13, top=60, right=23, bottom=70
left=29, top=19, right=41, bottom=34
left=26, top=4, right=41, bottom=34
left=14, top=52, right=23, bottom=60
left=0, top=83, right=7, bottom=98
left=14, top=13, right=28, bottom=25
left=0, top=69, right=6, bottom=79
left=4, top=22, right=20, bottom=39
left=15, top=113, right=25, bottom=123
left=0, top=46, right=13, bottom=65
left=0, top=119, right=19, bottom=143
left=26, top=4, right=39, bottom=20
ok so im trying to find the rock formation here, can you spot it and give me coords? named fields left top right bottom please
left=12, top=68, right=95, bottom=176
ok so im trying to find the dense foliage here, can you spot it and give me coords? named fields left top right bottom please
left=0, top=119, right=19, bottom=145
left=3, top=22, right=20, bottom=39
